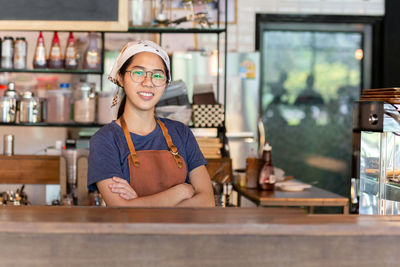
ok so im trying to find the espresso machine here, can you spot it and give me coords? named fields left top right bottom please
left=352, top=101, right=400, bottom=215
left=61, top=139, right=89, bottom=205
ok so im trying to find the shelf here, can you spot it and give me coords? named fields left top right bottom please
left=127, top=27, right=226, bottom=34
left=0, top=68, right=102, bottom=74
left=0, top=122, right=104, bottom=128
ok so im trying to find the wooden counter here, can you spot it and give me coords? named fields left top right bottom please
left=1, top=206, right=400, bottom=266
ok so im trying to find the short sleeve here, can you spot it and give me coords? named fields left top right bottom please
left=184, top=126, right=208, bottom=173
left=87, top=130, right=125, bottom=191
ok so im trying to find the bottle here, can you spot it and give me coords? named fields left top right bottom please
left=33, top=31, right=47, bottom=69
left=258, top=142, right=275, bottom=191
left=48, top=31, right=63, bottom=69
left=82, top=32, right=101, bottom=70
left=64, top=32, right=78, bottom=69
left=13, top=37, right=27, bottom=69
left=1, top=36, right=14, bottom=69
left=245, top=148, right=259, bottom=189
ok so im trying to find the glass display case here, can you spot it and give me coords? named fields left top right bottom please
left=358, top=102, right=400, bottom=214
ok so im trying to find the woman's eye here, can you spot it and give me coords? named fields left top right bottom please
left=133, top=70, right=144, bottom=76
left=153, top=73, right=164, bottom=79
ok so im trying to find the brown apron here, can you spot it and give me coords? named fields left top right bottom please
left=120, top=116, right=188, bottom=197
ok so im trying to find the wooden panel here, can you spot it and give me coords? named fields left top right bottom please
left=0, top=155, right=60, bottom=184
left=206, top=158, right=232, bottom=183
left=0, top=0, right=128, bottom=31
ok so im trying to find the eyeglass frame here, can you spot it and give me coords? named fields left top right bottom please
left=125, top=67, right=168, bottom=87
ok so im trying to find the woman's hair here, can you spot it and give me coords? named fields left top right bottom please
left=116, top=54, right=170, bottom=119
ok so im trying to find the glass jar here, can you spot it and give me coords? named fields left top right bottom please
left=46, top=88, right=72, bottom=123
left=97, top=91, right=118, bottom=124
left=73, top=82, right=96, bottom=123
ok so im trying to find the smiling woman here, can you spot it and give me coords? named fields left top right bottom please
left=87, top=40, right=215, bottom=207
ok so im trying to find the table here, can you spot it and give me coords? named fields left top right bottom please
left=234, top=182, right=349, bottom=214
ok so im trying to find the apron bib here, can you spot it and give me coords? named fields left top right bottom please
left=120, top=116, right=187, bottom=197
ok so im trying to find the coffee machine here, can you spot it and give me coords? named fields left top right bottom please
left=352, top=101, right=400, bottom=215
left=61, top=139, right=89, bottom=205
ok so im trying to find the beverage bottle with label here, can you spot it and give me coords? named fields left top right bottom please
left=33, top=31, right=47, bottom=69
left=258, top=142, right=275, bottom=190
left=82, top=32, right=101, bottom=70
left=48, top=31, right=63, bottom=69
left=64, top=32, right=78, bottom=69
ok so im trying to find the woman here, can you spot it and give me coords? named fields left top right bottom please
left=88, top=40, right=215, bottom=207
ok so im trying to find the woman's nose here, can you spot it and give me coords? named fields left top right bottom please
left=142, top=72, right=153, bottom=86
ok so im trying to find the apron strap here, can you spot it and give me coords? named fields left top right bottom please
left=120, top=116, right=140, bottom=167
left=156, top=119, right=184, bottom=168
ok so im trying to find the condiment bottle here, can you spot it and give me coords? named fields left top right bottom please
left=245, top=148, right=259, bottom=189
left=64, top=32, right=78, bottom=69
left=82, top=32, right=101, bottom=70
left=258, top=142, right=276, bottom=190
left=48, top=31, right=63, bottom=69
left=33, top=31, right=47, bottom=69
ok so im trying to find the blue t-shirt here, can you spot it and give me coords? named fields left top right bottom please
left=87, top=118, right=207, bottom=191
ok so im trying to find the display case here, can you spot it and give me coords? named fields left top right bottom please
left=356, top=101, right=400, bottom=214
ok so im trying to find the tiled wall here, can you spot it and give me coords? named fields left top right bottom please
left=226, top=0, right=385, bottom=52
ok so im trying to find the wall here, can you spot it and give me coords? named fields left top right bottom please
left=227, top=0, right=384, bottom=52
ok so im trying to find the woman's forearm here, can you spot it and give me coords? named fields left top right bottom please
left=176, top=192, right=215, bottom=207
left=105, top=183, right=193, bottom=207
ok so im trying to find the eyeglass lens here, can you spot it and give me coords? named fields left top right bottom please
left=129, top=68, right=166, bottom=86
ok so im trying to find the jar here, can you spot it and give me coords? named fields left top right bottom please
left=97, top=91, right=118, bottom=124
left=73, top=82, right=96, bottom=123
left=19, top=91, right=43, bottom=123
left=46, top=89, right=72, bottom=123
left=0, top=82, right=18, bottom=123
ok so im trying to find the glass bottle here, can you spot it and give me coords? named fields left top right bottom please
left=258, top=142, right=275, bottom=190
left=245, top=148, right=259, bottom=189
left=64, top=32, right=78, bottom=69
left=82, top=32, right=101, bottom=70
left=48, top=31, right=63, bottom=69
left=33, top=31, right=47, bottom=69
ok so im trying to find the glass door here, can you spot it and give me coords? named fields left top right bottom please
left=258, top=19, right=373, bottom=198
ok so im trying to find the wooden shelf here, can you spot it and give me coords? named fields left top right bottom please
left=0, top=68, right=102, bottom=74
left=0, top=155, right=59, bottom=184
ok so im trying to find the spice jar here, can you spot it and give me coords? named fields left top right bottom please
left=73, top=82, right=96, bottom=123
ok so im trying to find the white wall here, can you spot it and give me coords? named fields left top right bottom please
left=228, top=0, right=384, bottom=52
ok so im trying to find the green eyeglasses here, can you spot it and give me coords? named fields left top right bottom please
left=126, top=67, right=167, bottom=87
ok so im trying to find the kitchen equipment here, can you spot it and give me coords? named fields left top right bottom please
left=61, top=139, right=89, bottom=205
left=0, top=82, right=18, bottom=123
left=74, top=82, right=96, bottom=123
left=353, top=101, right=400, bottom=215
left=19, top=91, right=43, bottom=123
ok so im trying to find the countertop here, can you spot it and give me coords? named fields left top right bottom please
left=2, top=206, right=400, bottom=266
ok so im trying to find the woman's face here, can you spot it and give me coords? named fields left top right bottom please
left=119, top=52, right=167, bottom=112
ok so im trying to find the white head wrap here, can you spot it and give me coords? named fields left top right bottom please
left=108, top=40, right=171, bottom=87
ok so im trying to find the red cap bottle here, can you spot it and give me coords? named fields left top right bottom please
left=48, top=31, right=63, bottom=69
left=33, top=31, right=47, bottom=69
left=64, top=32, right=78, bottom=69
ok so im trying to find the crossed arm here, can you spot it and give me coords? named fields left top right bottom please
left=97, top=165, right=215, bottom=207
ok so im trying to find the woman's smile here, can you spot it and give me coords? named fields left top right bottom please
left=137, top=90, right=155, bottom=101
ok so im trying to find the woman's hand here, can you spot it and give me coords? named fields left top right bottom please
left=178, top=183, right=195, bottom=200
left=108, top=177, right=138, bottom=200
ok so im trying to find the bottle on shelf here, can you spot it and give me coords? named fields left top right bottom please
left=48, top=31, right=63, bottom=69
left=258, top=142, right=276, bottom=191
left=64, top=32, right=78, bottom=69
left=1, top=36, right=14, bottom=69
left=13, top=37, right=27, bottom=69
left=33, top=31, right=47, bottom=69
left=82, top=32, right=101, bottom=70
